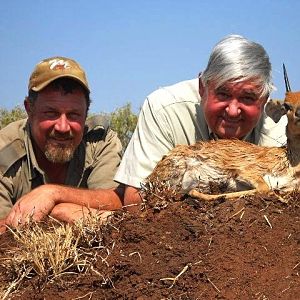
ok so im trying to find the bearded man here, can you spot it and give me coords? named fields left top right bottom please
left=0, top=56, right=123, bottom=228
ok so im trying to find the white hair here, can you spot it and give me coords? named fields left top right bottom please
left=200, top=35, right=275, bottom=97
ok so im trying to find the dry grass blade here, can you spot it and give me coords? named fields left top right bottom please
left=160, top=263, right=192, bottom=288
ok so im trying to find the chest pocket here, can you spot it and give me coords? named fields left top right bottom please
left=0, top=140, right=28, bottom=204
left=0, top=139, right=26, bottom=176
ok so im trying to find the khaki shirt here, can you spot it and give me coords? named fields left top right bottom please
left=0, top=116, right=122, bottom=218
left=114, top=78, right=287, bottom=188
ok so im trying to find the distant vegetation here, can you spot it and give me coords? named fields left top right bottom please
left=110, top=103, right=138, bottom=154
left=0, top=103, right=138, bottom=154
left=0, top=106, right=27, bottom=129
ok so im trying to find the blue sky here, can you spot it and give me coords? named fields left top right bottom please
left=0, top=0, right=299, bottom=113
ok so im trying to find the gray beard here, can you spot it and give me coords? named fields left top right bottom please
left=44, top=141, right=76, bottom=164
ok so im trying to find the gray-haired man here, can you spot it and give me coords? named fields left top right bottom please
left=114, top=35, right=287, bottom=208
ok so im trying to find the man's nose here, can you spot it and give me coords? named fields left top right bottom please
left=54, top=114, right=71, bottom=132
left=225, top=99, right=241, bottom=117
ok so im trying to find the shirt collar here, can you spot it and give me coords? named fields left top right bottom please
left=24, top=121, right=45, bottom=181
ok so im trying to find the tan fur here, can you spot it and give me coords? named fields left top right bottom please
left=145, top=91, right=300, bottom=201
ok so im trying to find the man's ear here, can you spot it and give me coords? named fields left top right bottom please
left=265, top=99, right=287, bottom=123
left=24, top=97, right=32, bottom=116
left=199, top=77, right=205, bottom=97
left=261, top=94, right=269, bottom=106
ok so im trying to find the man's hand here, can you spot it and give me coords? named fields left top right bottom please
left=50, top=203, right=113, bottom=224
left=5, top=185, right=58, bottom=228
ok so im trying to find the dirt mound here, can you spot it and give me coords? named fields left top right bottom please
left=0, top=192, right=299, bottom=300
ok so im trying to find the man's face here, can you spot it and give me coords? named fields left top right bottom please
left=26, top=86, right=87, bottom=164
left=200, top=79, right=268, bottom=139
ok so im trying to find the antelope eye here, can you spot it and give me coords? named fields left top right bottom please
left=283, top=102, right=293, bottom=111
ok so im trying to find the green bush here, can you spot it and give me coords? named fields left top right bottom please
left=110, top=103, right=138, bottom=154
left=0, top=106, right=27, bottom=129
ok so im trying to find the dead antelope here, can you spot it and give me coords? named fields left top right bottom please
left=145, top=65, right=300, bottom=201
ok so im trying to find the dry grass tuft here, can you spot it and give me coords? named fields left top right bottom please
left=0, top=210, right=126, bottom=299
left=141, top=179, right=183, bottom=211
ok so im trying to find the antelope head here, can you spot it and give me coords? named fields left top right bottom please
left=282, top=64, right=300, bottom=136
left=266, top=64, right=300, bottom=133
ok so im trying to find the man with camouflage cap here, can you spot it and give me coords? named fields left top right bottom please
left=0, top=56, right=123, bottom=228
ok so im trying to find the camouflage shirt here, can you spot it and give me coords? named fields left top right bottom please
left=0, top=116, right=122, bottom=218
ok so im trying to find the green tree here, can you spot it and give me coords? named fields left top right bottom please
left=0, top=106, right=27, bottom=129
left=110, top=103, right=138, bottom=154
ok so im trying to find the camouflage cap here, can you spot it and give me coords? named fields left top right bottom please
left=28, top=56, right=90, bottom=92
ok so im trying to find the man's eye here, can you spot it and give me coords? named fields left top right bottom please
left=44, top=111, right=58, bottom=118
left=240, top=96, right=257, bottom=104
left=216, top=92, right=230, bottom=100
left=68, top=112, right=81, bottom=119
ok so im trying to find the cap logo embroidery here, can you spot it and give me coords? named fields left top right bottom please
left=48, top=59, right=71, bottom=70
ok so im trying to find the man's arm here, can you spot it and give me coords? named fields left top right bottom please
left=0, top=218, right=6, bottom=234
left=50, top=203, right=114, bottom=224
left=5, top=184, right=124, bottom=227
left=123, top=185, right=142, bottom=212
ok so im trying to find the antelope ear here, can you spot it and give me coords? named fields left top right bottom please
left=265, top=99, right=287, bottom=123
